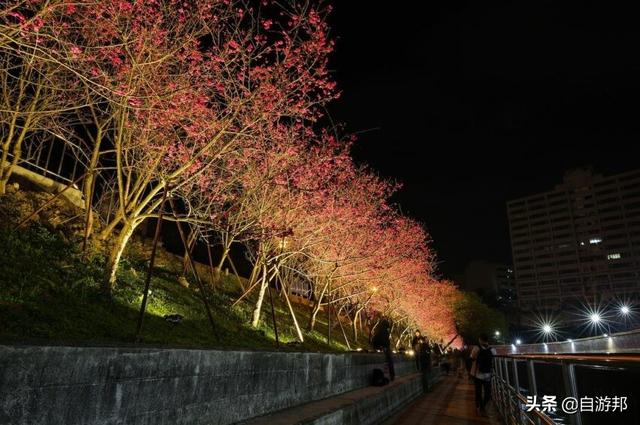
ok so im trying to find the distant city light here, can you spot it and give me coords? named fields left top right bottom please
left=620, top=305, right=631, bottom=315
left=590, top=313, right=601, bottom=324
left=607, top=253, right=621, bottom=260
left=542, top=324, right=553, bottom=334
left=495, top=330, right=500, bottom=337
left=515, top=339, right=522, bottom=345
left=589, top=238, right=602, bottom=244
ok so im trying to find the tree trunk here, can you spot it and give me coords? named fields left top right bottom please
left=0, top=141, right=21, bottom=196
left=353, top=307, right=364, bottom=341
left=182, top=229, right=197, bottom=275
left=103, top=220, right=137, bottom=296
left=278, top=271, right=304, bottom=342
left=251, top=264, right=268, bottom=328
left=335, top=306, right=351, bottom=350
left=217, top=246, right=230, bottom=270
left=307, top=281, right=329, bottom=332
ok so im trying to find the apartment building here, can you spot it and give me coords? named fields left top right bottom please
left=507, top=168, right=640, bottom=311
left=462, top=261, right=515, bottom=294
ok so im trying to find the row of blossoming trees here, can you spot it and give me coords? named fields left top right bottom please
left=0, top=0, right=461, bottom=347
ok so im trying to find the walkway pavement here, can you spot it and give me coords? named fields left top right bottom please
left=382, top=374, right=500, bottom=425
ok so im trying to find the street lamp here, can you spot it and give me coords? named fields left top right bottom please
left=620, top=305, right=630, bottom=315
left=542, top=324, right=552, bottom=334
left=589, top=313, right=601, bottom=324
left=515, top=339, right=522, bottom=345
left=495, top=330, right=500, bottom=337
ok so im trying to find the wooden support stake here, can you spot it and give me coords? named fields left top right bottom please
left=135, top=186, right=168, bottom=342
left=170, top=199, right=220, bottom=341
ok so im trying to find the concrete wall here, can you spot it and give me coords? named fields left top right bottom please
left=310, top=375, right=423, bottom=425
left=11, top=165, right=85, bottom=209
left=0, top=345, right=416, bottom=425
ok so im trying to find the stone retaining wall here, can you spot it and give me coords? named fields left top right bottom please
left=0, top=345, right=416, bottom=425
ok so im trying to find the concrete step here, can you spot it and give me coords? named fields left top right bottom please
left=239, top=372, right=429, bottom=425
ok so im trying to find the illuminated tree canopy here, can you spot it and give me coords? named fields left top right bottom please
left=0, top=0, right=468, bottom=348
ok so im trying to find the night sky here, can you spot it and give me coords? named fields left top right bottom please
left=327, top=1, right=640, bottom=279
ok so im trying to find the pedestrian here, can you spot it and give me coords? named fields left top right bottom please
left=372, top=319, right=395, bottom=381
left=411, top=330, right=423, bottom=370
left=418, top=338, right=432, bottom=391
left=470, top=333, right=496, bottom=416
left=463, top=345, right=473, bottom=380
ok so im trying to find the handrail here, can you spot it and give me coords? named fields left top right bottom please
left=492, top=370, right=557, bottom=425
left=513, top=392, right=556, bottom=425
left=494, top=328, right=640, bottom=356
left=496, top=353, right=640, bottom=364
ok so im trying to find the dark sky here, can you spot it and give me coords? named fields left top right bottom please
left=327, top=1, right=640, bottom=279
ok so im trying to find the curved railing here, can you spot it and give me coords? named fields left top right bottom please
left=491, top=330, right=640, bottom=425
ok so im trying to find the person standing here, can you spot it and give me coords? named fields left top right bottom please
left=372, top=319, right=395, bottom=381
left=411, top=330, right=423, bottom=370
left=418, top=337, right=432, bottom=391
left=463, top=345, right=473, bottom=381
left=470, top=334, right=496, bottom=415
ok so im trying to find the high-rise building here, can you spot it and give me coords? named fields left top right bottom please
left=462, top=260, right=515, bottom=295
left=507, top=168, right=640, bottom=311
left=461, top=260, right=516, bottom=311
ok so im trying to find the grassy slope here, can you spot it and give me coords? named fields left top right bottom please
left=0, top=192, right=369, bottom=352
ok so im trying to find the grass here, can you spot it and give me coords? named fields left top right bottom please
left=0, top=223, right=369, bottom=352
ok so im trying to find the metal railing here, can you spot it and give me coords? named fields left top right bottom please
left=1, top=137, right=89, bottom=185
left=492, top=331, right=640, bottom=425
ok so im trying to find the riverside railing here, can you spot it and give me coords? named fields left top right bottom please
left=491, top=330, right=640, bottom=425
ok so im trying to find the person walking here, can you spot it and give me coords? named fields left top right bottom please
left=470, top=334, right=496, bottom=416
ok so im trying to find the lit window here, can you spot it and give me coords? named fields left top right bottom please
left=607, top=253, right=622, bottom=260
left=589, top=238, right=602, bottom=244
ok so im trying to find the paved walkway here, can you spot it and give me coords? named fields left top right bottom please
left=383, top=375, right=499, bottom=425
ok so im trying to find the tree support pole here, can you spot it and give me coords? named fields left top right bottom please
left=135, top=186, right=168, bottom=342
left=81, top=175, right=96, bottom=258
left=170, top=199, right=220, bottom=341
left=267, top=265, right=279, bottom=349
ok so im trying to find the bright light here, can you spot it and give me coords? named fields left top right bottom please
left=589, top=238, right=602, bottom=244
left=531, top=313, right=560, bottom=342
left=495, top=330, right=500, bottom=336
left=515, top=339, right=522, bottom=345
left=406, top=349, right=415, bottom=357
left=621, top=305, right=630, bottom=315
left=590, top=313, right=601, bottom=324
left=603, top=333, right=608, bottom=337
left=607, top=253, right=621, bottom=260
